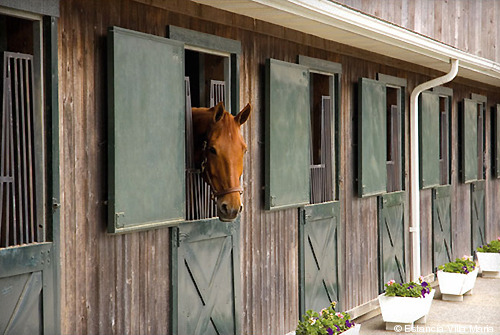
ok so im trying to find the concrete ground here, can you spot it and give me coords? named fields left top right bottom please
left=359, top=275, right=500, bottom=335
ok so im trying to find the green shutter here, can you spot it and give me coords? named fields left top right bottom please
left=265, top=59, right=310, bottom=210
left=462, top=99, right=478, bottom=183
left=419, top=91, right=440, bottom=189
left=107, top=27, right=185, bottom=233
left=495, top=104, right=500, bottom=178
left=358, top=78, right=386, bottom=197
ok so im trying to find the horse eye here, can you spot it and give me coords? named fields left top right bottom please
left=209, top=147, right=217, bottom=155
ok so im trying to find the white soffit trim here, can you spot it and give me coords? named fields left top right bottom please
left=192, top=0, right=500, bottom=87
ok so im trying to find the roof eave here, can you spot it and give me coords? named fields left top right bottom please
left=192, top=0, right=500, bottom=87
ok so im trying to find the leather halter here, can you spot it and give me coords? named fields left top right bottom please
left=201, top=141, right=243, bottom=199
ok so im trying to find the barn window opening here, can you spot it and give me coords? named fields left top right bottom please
left=386, top=86, right=402, bottom=193
left=1, top=14, right=42, bottom=247
left=309, top=72, right=334, bottom=204
left=185, top=50, right=227, bottom=109
left=185, top=49, right=229, bottom=220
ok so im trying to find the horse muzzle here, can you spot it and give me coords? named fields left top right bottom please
left=217, top=194, right=243, bottom=222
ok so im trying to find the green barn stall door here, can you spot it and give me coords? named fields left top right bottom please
left=419, top=91, right=440, bottom=189
left=358, top=78, right=387, bottom=197
left=107, top=27, right=186, bottom=233
left=378, top=191, right=406, bottom=292
left=471, top=180, right=486, bottom=253
left=0, top=243, right=55, bottom=335
left=265, top=59, right=311, bottom=210
left=299, top=202, right=340, bottom=316
left=432, top=185, right=452, bottom=270
left=173, top=219, right=241, bottom=335
left=0, top=15, right=59, bottom=335
left=461, top=99, right=478, bottom=184
left=0, top=271, right=42, bottom=335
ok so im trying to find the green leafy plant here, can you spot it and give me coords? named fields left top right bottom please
left=438, top=256, right=476, bottom=274
left=477, top=238, right=500, bottom=253
left=296, top=301, right=355, bottom=335
left=384, top=276, right=432, bottom=298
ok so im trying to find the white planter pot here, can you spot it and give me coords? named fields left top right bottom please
left=286, top=323, right=361, bottom=335
left=477, top=252, right=500, bottom=278
left=342, top=324, right=361, bottom=335
left=378, top=290, right=435, bottom=330
left=437, top=268, right=478, bottom=301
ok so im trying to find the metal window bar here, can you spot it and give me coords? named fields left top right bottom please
left=185, top=77, right=217, bottom=220
left=209, top=80, right=225, bottom=108
left=310, top=96, right=333, bottom=204
left=1, top=52, right=38, bottom=248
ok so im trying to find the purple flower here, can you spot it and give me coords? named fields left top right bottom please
left=421, top=281, right=428, bottom=287
left=421, top=289, right=427, bottom=298
left=346, top=319, right=354, bottom=328
left=335, top=325, right=340, bottom=332
left=327, top=328, right=334, bottom=335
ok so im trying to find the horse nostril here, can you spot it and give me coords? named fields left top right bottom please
left=221, top=203, right=229, bottom=215
left=239, top=205, right=243, bottom=213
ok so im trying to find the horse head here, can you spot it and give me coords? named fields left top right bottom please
left=192, top=102, right=251, bottom=222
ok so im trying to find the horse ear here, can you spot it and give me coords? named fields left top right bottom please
left=235, top=103, right=251, bottom=126
left=213, top=101, right=225, bottom=123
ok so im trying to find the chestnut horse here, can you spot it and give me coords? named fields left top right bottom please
left=192, top=102, right=251, bottom=222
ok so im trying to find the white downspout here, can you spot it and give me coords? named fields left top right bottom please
left=409, top=58, right=459, bottom=281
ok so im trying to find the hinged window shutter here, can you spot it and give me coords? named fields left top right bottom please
left=496, top=104, right=500, bottom=178
left=462, top=98, right=478, bottom=183
left=107, top=27, right=185, bottom=233
left=358, top=77, right=387, bottom=197
left=265, top=59, right=310, bottom=210
left=419, top=91, right=440, bottom=189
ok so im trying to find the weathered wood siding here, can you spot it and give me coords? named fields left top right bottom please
left=59, top=1, right=174, bottom=334
left=58, top=0, right=500, bottom=334
left=337, top=0, right=500, bottom=63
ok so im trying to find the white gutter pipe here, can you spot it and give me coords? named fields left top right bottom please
left=409, top=58, right=459, bottom=281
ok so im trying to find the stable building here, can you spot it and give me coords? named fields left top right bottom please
left=0, top=0, right=499, bottom=334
